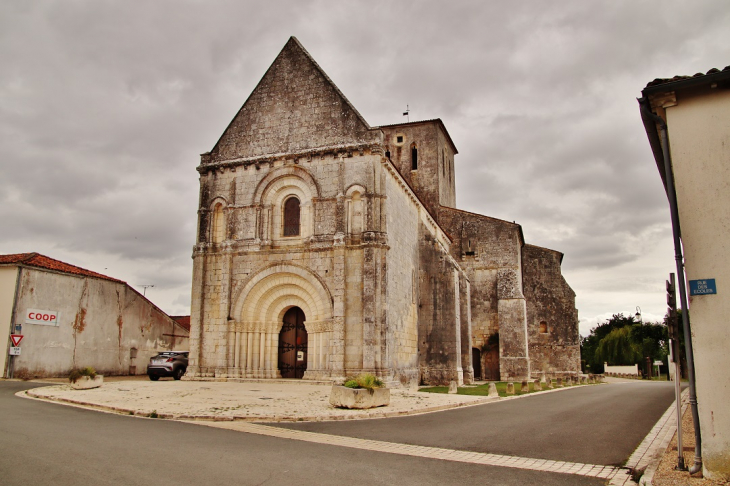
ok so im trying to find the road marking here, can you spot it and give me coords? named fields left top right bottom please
left=202, top=421, right=622, bottom=479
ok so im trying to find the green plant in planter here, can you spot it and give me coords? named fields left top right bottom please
left=68, top=366, right=97, bottom=384
left=343, top=373, right=384, bottom=391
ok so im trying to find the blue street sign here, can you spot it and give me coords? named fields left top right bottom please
left=689, top=279, right=717, bottom=296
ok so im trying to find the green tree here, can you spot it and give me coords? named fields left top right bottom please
left=595, top=326, right=641, bottom=366
left=581, top=313, right=636, bottom=373
left=581, top=313, right=668, bottom=375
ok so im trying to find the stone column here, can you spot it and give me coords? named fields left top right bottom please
left=185, top=249, right=207, bottom=379
left=497, top=268, right=530, bottom=381
left=245, top=332, right=254, bottom=378
left=453, top=268, right=464, bottom=385
left=460, top=274, right=474, bottom=384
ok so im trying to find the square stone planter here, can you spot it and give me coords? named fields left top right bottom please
left=329, top=385, right=390, bottom=409
left=70, top=375, right=103, bottom=390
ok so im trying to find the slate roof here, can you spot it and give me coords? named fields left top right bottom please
left=0, top=252, right=124, bottom=284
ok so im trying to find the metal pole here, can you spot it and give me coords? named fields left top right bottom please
left=673, top=336, right=685, bottom=469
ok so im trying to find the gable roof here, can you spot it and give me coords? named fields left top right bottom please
left=208, top=37, right=381, bottom=163
left=170, top=315, right=191, bottom=332
left=0, top=252, right=178, bottom=321
left=0, top=252, right=124, bottom=284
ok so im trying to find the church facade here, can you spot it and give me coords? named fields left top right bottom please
left=186, top=37, right=579, bottom=386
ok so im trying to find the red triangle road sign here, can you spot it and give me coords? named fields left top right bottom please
left=10, top=334, right=23, bottom=347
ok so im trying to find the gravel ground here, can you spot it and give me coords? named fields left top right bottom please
left=652, top=408, right=728, bottom=486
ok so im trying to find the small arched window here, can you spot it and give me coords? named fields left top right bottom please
left=212, top=203, right=225, bottom=243
left=283, top=197, right=301, bottom=236
left=411, top=145, right=418, bottom=170
left=539, top=321, right=548, bottom=333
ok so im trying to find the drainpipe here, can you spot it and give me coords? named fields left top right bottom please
left=640, top=101, right=702, bottom=475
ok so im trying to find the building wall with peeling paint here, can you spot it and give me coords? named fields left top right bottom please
left=0, top=267, right=19, bottom=377
left=3, top=266, right=187, bottom=379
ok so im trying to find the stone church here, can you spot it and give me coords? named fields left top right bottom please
left=186, top=37, right=580, bottom=386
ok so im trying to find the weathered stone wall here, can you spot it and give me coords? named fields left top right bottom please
left=522, top=244, right=580, bottom=378
left=380, top=121, right=457, bottom=220
left=417, top=221, right=467, bottom=386
left=439, top=207, right=530, bottom=379
left=382, top=160, right=421, bottom=386
left=209, top=37, right=380, bottom=162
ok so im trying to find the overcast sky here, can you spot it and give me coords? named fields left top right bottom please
left=2, top=1, right=728, bottom=336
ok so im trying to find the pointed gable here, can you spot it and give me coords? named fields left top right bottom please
left=210, top=37, right=380, bottom=162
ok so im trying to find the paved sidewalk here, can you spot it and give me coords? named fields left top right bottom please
left=21, top=378, right=495, bottom=421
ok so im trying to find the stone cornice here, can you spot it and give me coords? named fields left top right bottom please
left=198, top=143, right=382, bottom=173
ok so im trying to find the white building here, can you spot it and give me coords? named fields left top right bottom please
left=1, top=253, right=188, bottom=378
left=641, top=65, right=730, bottom=481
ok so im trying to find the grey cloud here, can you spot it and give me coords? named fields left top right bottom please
left=1, top=0, right=726, bottom=322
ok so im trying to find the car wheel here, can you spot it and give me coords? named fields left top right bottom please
left=149, top=375, right=159, bottom=381
left=173, top=367, right=185, bottom=380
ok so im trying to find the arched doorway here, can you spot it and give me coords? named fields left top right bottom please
left=278, top=307, right=308, bottom=379
left=472, top=348, right=482, bottom=380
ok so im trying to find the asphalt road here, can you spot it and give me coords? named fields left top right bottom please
left=274, top=381, right=677, bottom=466
left=0, top=380, right=674, bottom=486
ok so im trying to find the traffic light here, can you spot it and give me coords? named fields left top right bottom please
left=666, top=274, right=676, bottom=309
left=667, top=310, right=677, bottom=340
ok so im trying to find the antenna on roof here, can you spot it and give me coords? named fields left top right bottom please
left=140, top=284, right=155, bottom=296
left=403, top=104, right=410, bottom=123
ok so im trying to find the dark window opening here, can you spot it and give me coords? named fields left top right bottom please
left=283, top=197, right=300, bottom=236
left=411, top=146, right=418, bottom=170
left=397, top=135, right=403, bottom=143
left=385, top=150, right=390, bottom=158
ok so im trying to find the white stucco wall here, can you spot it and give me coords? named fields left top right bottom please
left=10, top=268, right=185, bottom=378
left=665, top=87, right=730, bottom=480
left=0, top=267, right=19, bottom=377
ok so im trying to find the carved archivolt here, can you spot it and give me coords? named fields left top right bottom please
left=232, top=264, right=333, bottom=325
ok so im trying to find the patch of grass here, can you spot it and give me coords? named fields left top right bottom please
left=419, top=380, right=587, bottom=397
left=68, top=366, right=97, bottom=383
left=149, top=410, right=159, bottom=419
left=342, top=373, right=384, bottom=390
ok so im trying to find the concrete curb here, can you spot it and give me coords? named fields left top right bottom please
left=19, top=381, right=602, bottom=423
left=640, top=388, right=689, bottom=486
left=609, top=387, right=689, bottom=486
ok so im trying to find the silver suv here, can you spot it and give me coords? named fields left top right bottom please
left=147, top=351, right=189, bottom=381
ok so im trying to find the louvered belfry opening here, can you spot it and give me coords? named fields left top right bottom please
left=283, top=197, right=300, bottom=236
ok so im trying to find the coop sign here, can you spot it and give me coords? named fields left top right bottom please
left=25, top=309, right=59, bottom=326
left=689, top=279, right=716, bottom=296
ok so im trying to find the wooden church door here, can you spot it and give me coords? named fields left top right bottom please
left=278, top=307, right=308, bottom=379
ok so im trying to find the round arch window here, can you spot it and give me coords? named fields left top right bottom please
left=283, top=197, right=301, bottom=237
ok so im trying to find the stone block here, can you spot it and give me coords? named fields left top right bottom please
left=521, top=380, right=529, bottom=393
left=506, top=382, right=515, bottom=395
left=533, top=379, right=542, bottom=391
left=487, top=382, right=499, bottom=397
left=448, top=381, right=458, bottom=394
left=329, top=385, right=390, bottom=409
left=71, top=375, right=103, bottom=390
left=556, top=377, right=563, bottom=387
